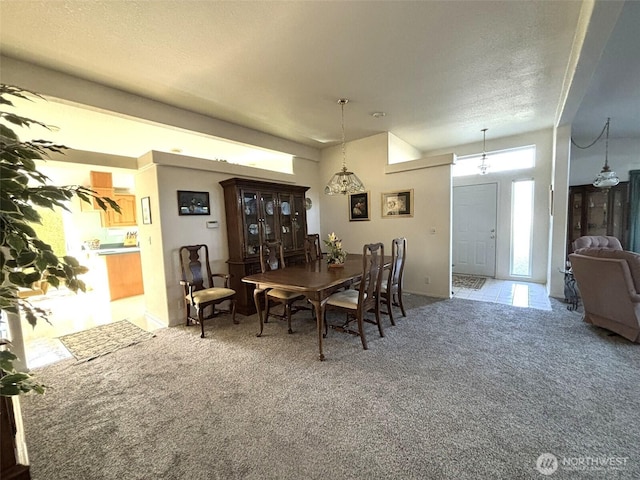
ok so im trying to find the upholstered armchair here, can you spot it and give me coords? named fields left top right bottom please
left=572, top=235, right=622, bottom=251
left=569, top=246, right=640, bottom=343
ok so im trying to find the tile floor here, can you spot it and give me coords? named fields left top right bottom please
left=452, top=277, right=552, bottom=310
left=18, top=288, right=162, bottom=369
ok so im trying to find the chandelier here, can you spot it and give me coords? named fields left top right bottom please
left=324, top=99, right=365, bottom=195
left=592, top=118, right=620, bottom=189
left=572, top=117, right=620, bottom=189
left=478, top=128, right=489, bottom=175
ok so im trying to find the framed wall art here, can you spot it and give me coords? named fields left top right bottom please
left=349, top=191, right=370, bottom=221
left=141, top=196, right=152, bottom=224
left=177, top=190, right=210, bottom=216
left=381, top=189, right=414, bottom=218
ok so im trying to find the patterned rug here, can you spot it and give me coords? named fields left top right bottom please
left=59, top=320, right=155, bottom=363
left=452, top=274, right=487, bottom=290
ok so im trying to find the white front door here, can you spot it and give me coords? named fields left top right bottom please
left=453, top=183, right=497, bottom=276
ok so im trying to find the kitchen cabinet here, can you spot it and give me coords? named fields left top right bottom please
left=82, top=171, right=137, bottom=226
left=220, top=177, right=309, bottom=315
left=104, top=251, right=144, bottom=300
left=567, top=182, right=629, bottom=253
left=105, top=194, right=137, bottom=227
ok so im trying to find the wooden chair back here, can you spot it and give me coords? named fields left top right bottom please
left=358, top=242, right=384, bottom=316
left=304, top=234, right=323, bottom=262
left=259, top=241, right=286, bottom=273
left=179, top=244, right=212, bottom=293
left=388, top=237, right=407, bottom=293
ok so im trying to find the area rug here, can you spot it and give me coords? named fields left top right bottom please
left=59, top=320, right=155, bottom=362
left=452, top=274, right=487, bottom=290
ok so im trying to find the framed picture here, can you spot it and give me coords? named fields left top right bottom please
left=349, top=191, right=370, bottom=221
left=141, top=196, right=152, bottom=224
left=381, top=189, right=414, bottom=218
left=177, top=190, right=210, bottom=216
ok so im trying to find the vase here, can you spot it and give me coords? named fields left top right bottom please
left=328, top=263, right=344, bottom=269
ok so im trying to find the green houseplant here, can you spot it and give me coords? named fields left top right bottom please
left=1, top=83, right=121, bottom=479
left=0, top=84, right=119, bottom=395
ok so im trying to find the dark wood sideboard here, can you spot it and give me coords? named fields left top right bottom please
left=220, top=178, right=309, bottom=315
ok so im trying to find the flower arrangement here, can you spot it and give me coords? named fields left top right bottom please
left=324, top=232, right=347, bottom=265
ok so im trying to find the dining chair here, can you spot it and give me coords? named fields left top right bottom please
left=380, top=237, right=407, bottom=325
left=179, top=244, right=237, bottom=338
left=323, top=242, right=385, bottom=350
left=259, top=240, right=307, bottom=334
left=304, top=233, right=323, bottom=262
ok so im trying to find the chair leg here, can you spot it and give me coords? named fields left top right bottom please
left=231, top=299, right=238, bottom=324
left=397, top=288, right=406, bottom=317
left=286, top=303, right=293, bottom=334
left=386, top=293, right=396, bottom=326
left=375, top=303, right=385, bottom=338
left=357, top=314, right=368, bottom=350
left=185, top=302, right=191, bottom=326
left=323, top=310, right=328, bottom=338
left=198, top=308, right=206, bottom=338
left=264, top=298, right=271, bottom=323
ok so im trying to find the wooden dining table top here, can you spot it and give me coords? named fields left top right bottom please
left=241, top=256, right=383, bottom=293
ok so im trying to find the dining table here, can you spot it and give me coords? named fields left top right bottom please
left=242, top=255, right=390, bottom=361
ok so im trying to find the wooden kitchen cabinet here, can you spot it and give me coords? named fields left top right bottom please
left=105, top=251, right=144, bottom=301
left=105, top=193, right=137, bottom=227
left=567, top=182, right=629, bottom=253
left=82, top=171, right=137, bottom=226
left=220, top=177, right=309, bottom=315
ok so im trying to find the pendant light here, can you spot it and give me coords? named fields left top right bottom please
left=592, top=118, right=620, bottom=189
left=324, top=99, right=365, bottom=195
left=478, top=128, right=489, bottom=175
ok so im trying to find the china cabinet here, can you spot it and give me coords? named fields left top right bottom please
left=220, top=177, right=309, bottom=315
left=567, top=182, right=629, bottom=253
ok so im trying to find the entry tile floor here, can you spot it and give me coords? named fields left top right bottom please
left=19, top=289, right=162, bottom=369
left=452, top=277, right=552, bottom=311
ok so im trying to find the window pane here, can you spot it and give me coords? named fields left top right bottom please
left=453, top=145, right=535, bottom=177
left=511, top=179, right=534, bottom=276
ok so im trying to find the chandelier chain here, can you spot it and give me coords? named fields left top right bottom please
left=570, top=118, right=610, bottom=150
left=339, top=99, right=347, bottom=170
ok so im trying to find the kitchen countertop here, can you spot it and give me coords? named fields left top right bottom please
left=96, top=247, right=140, bottom=255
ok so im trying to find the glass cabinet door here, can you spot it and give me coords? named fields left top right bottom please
left=278, top=193, right=295, bottom=251
left=585, top=190, right=609, bottom=237
left=241, top=190, right=260, bottom=257
left=260, top=192, right=277, bottom=243
left=569, top=190, right=583, bottom=248
left=291, top=194, right=306, bottom=251
left=610, top=186, right=626, bottom=246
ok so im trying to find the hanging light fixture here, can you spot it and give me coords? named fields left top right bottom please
left=478, top=128, right=489, bottom=175
left=324, top=98, right=365, bottom=195
left=592, top=118, right=620, bottom=189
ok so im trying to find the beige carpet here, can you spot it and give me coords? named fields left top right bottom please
left=452, top=274, right=487, bottom=290
left=59, top=319, right=155, bottom=362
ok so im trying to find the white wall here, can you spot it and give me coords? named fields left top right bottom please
left=549, top=124, right=572, bottom=298
left=319, top=132, right=453, bottom=298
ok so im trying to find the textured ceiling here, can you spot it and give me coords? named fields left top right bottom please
left=0, top=1, right=636, bottom=161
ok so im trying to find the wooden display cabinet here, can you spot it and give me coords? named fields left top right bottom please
left=220, top=178, right=309, bottom=315
left=567, top=182, right=629, bottom=253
